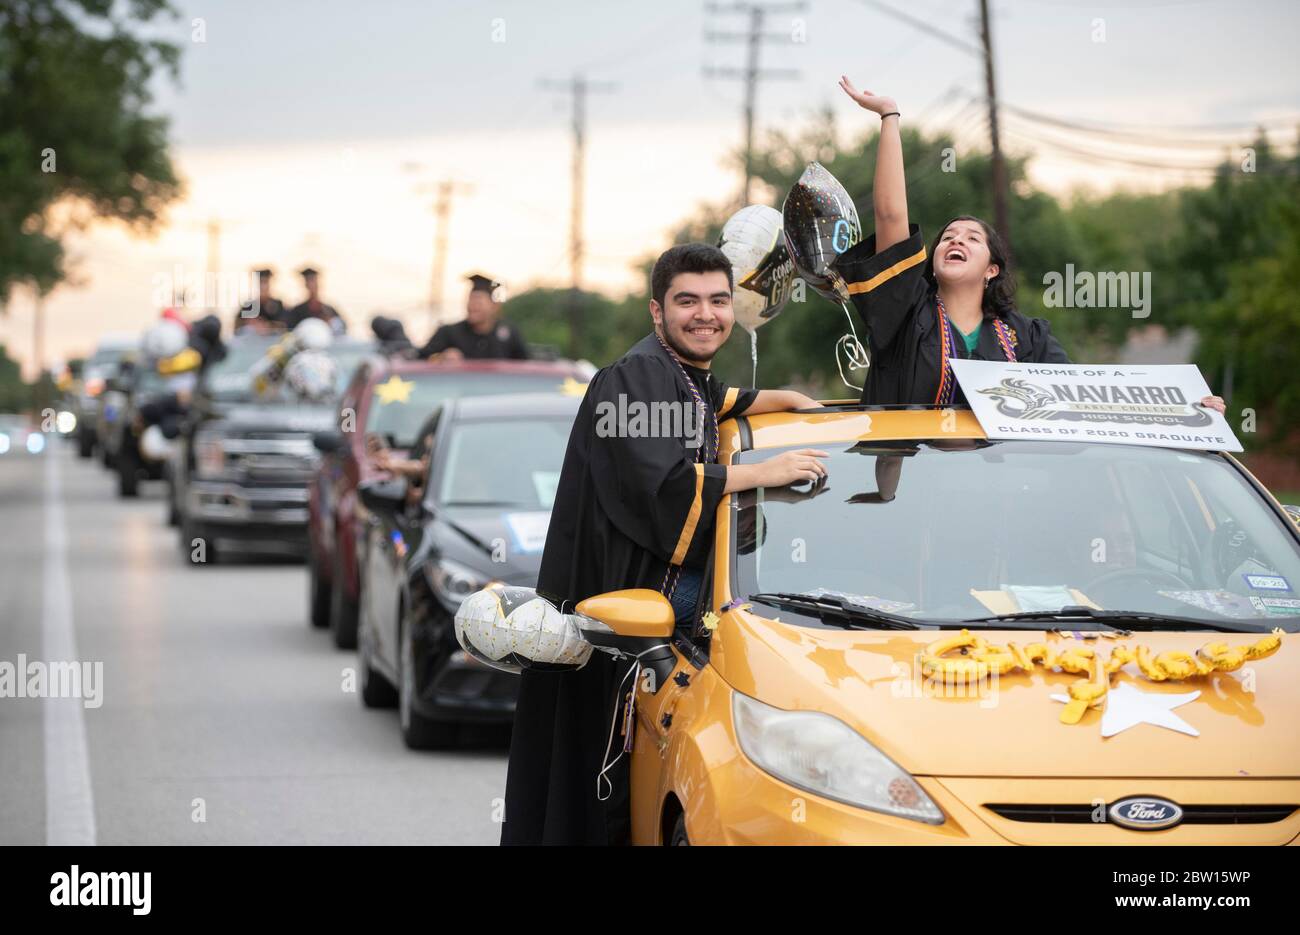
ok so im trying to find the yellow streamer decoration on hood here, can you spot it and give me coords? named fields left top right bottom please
left=920, top=628, right=1283, bottom=725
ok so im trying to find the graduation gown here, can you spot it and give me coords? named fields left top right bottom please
left=286, top=300, right=347, bottom=334
left=501, top=332, right=756, bottom=845
left=418, top=319, right=529, bottom=360
left=831, top=224, right=1070, bottom=405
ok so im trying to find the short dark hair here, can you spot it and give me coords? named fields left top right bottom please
left=651, top=243, right=733, bottom=308
left=922, top=215, right=1017, bottom=320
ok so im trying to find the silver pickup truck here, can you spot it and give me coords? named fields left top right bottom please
left=170, top=334, right=374, bottom=564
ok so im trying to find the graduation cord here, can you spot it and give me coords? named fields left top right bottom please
left=653, top=334, right=719, bottom=603
left=835, top=301, right=871, bottom=390
left=932, top=297, right=1018, bottom=406
left=596, top=643, right=673, bottom=802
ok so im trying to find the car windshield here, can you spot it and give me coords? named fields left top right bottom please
left=367, top=372, right=583, bottom=447
left=436, top=416, right=570, bottom=509
left=203, top=338, right=372, bottom=402
left=734, top=440, right=1300, bottom=630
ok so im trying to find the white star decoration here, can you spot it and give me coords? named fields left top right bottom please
left=1050, top=682, right=1202, bottom=738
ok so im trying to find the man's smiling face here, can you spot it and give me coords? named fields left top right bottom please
left=651, top=270, right=734, bottom=365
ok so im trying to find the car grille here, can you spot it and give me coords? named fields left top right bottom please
left=985, top=803, right=1296, bottom=825
left=224, top=436, right=318, bottom=482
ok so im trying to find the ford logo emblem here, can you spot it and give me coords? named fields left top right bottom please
left=1108, top=796, right=1184, bottom=831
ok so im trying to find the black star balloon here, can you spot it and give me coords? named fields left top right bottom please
left=781, top=162, right=862, bottom=303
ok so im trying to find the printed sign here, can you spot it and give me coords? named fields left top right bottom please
left=505, top=511, right=551, bottom=554
left=949, top=361, right=1242, bottom=452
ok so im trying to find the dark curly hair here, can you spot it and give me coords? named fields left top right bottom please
left=922, top=215, right=1016, bottom=321
left=651, top=243, right=733, bottom=308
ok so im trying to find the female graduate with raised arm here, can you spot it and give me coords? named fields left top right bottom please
left=830, top=75, right=1226, bottom=414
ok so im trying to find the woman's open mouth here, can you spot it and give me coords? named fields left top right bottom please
left=944, top=247, right=967, bottom=264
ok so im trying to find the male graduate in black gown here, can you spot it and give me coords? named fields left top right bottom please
left=417, top=273, right=529, bottom=360
left=501, top=243, right=828, bottom=846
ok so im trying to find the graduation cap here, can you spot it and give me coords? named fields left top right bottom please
left=466, top=273, right=503, bottom=301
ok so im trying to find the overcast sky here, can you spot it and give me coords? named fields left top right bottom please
left=6, top=0, right=1299, bottom=372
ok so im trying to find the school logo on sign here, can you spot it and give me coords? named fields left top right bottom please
left=975, top=376, right=1213, bottom=428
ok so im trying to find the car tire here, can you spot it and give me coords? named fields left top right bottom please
left=669, top=813, right=690, bottom=846
left=358, top=617, right=397, bottom=709
left=398, top=612, right=456, bottom=750
left=117, top=447, right=139, bottom=498
left=309, top=552, right=331, bottom=629
left=329, top=552, right=359, bottom=649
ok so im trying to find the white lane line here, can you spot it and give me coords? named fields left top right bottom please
left=43, top=450, right=97, bottom=845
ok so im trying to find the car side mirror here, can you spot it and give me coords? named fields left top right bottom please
left=576, top=588, right=675, bottom=641
left=313, top=429, right=344, bottom=453
left=357, top=476, right=407, bottom=514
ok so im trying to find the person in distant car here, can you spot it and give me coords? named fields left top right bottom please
left=233, top=268, right=289, bottom=334
left=286, top=266, right=347, bottom=334
left=417, top=273, right=529, bottom=360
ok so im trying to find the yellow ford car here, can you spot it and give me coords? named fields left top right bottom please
left=576, top=406, right=1300, bottom=845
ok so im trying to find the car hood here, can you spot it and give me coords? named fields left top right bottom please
left=434, top=505, right=548, bottom=584
left=202, top=403, right=335, bottom=436
left=712, top=610, right=1297, bottom=778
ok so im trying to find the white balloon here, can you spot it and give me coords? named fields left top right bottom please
left=718, top=204, right=795, bottom=335
left=292, top=317, right=333, bottom=350
left=139, top=424, right=174, bottom=462
left=142, top=320, right=188, bottom=359
left=455, top=588, right=594, bottom=673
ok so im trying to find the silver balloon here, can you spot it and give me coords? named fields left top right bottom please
left=718, top=204, right=795, bottom=335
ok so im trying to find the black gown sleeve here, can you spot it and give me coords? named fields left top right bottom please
left=507, top=324, right=530, bottom=360
left=1022, top=316, right=1070, bottom=363
left=418, top=325, right=453, bottom=359
left=831, top=224, right=930, bottom=354
left=588, top=355, right=726, bottom=568
left=709, top=377, right=759, bottom=421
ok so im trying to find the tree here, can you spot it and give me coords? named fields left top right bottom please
left=0, top=0, right=183, bottom=301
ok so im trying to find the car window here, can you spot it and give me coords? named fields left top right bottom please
left=366, top=372, right=582, bottom=447
left=435, top=417, right=569, bottom=509
left=733, top=440, right=1300, bottom=628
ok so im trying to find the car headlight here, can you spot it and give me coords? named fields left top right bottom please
left=732, top=691, right=944, bottom=824
left=425, top=558, right=492, bottom=613
left=194, top=434, right=227, bottom=479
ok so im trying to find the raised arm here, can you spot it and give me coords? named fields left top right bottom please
left=838, top=75, right=908, bottom=253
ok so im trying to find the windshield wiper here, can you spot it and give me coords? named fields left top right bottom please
left=747, top=592, right=926, bottom=630
left=962, top=605, right=1276, bottom=634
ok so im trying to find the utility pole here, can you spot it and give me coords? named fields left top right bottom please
left=977, top=0, right=1010, bottom=253
left=541, top=73, right=616, bottom=357
left=33, top=288, right=45, bottom=381
left=427, top=179, right=472, bottom=331
left=405, top=164, right=472, bottom=333
left=703, top=1, right=804, bottom=206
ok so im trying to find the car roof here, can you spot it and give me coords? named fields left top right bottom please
left=724, top=404, right=989, bottom=455
left=374, top=357, right=585, bottom=377
left=446, top=392, right=582, bottom=421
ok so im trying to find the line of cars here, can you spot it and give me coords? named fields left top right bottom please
left=70, top=324, right=590, bottom=754
left=308, top=357, right=586, bottom=747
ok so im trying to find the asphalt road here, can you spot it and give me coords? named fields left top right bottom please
left=0, top=443, right=508, bottom=845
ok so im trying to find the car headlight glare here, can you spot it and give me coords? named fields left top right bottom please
left=426, top=558, right=491, bottom=613
left=732, top=691, right=944, bottom=824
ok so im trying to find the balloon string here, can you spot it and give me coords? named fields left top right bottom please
left=835, top=301, right=869, bottom=390
left=750, top=330, right=758, bottom=386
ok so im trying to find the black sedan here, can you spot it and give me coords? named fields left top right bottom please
left=355, top=393, right=578, bottom=749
